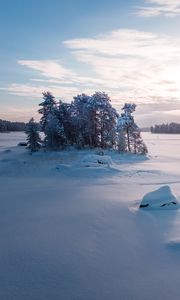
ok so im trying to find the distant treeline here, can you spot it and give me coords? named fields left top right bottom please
left=151, top=123, right=180, bottom=134
left=140, top=127, right=150, bottom=132
left=0, top=119, right=26, bottom=132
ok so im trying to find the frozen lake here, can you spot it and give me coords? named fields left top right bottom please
left=143, top=132, right=180, bottom=158
left=1, top=131, right=180, bottom=300
left=0, top=132, right=26, bottom=151
left=1, top=131, right=180, bottom=157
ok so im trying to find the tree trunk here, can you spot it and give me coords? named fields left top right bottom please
left=127, top=127, right=130, bottom=152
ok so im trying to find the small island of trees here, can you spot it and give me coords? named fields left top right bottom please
left=26, top=91, right=148, bottom=155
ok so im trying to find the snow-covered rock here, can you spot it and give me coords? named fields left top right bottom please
left=17, top=142, right=27, bottom=147
left=80, top=154, right=113, bottom=167
left=139, top=185, right=179, bottom=210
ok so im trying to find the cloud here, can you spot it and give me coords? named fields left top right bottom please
left=0, top=83, right=81, bottom=101
left=16, top=29, right=180, bottom=107
left=64, top=29, right=180, bottom=104
left=0, top=107, right=39, bottom=122
left=164, top=109, right=180, bottom=115
left=134, top=99, right=180, bottom=125
left=136, top=0, right=180, bottom=17
left=3, top=28, right=180, bottom=125
left=0, top=84, right=46, bottom=98
left=18, top=60, right=76, bottom=79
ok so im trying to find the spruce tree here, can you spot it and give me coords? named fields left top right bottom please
left=39, top=91, right=66, bottom=150
left=38, top=91, right=56, bottom=131
left=26, top=118, right=41, bottom=152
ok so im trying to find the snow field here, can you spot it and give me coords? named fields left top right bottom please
left=1, top=132, right=180, bottom=299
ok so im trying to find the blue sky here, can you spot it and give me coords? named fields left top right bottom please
left=1, top=0, right=180, bottom=125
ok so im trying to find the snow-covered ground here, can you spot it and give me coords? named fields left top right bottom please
left=1, top=132, right=180, bottom=299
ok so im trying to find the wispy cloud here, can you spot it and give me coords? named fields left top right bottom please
left=3, top=28, right=180, bottom=122
left=64, top=29, right=180, bottom=106
left=0, top=107, right=39, bottom=122
left=0, top=83, right=81, bottom=100
left=136, top=0, right=180, bottom=17
left=18, top=60, right=76, bottom=79
left=18, top=60, right=110, bottom=89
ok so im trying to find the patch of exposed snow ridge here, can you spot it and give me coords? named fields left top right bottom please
left=140, top=185, right=179, bottom=210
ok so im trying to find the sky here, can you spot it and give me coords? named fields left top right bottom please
left=1, top=0, right=180, bottom=126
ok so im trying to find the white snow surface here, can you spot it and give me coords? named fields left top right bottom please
left=1, top=132, right=180, bottom=299
left=140, top=185, right=179, bottom=209
left=79, top=154, right=113, bottom=167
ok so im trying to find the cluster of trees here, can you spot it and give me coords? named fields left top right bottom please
left=26, top=91, right=148, bottom=155
left=0, top=119, right=26, bottom=132
left=151, top=123, right=180, bottom=134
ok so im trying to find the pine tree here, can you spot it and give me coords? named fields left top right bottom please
left=117, top=103, right=148, bottom=154
left=38, top=91, right=56, bottom=131
left=38, top=91, right=66, bottom=150
left=44, top=112, right=66, bottom=150
left=120, top=103, right=136, bottom=151
left=117, top=127, right=127, bottom=153
left=56, top=101, right=75, bottom=145
left=26, top=118, right=41, bottom=152
left=130, top=124, right=148, bottom=154
left=86, top=92, right=118, bottom=148
left=73, top=93, right=90, bottom=147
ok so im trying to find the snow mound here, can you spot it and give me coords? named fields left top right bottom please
left=80, top=154, right=113, bottom=167
left=139, top=185, right=179, bottom=210
left=2, top=149, right=12, bottom=153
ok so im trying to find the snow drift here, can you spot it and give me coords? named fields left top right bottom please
left=79, top=154, right=113, bottom=167
left=2, top=132, right=180, bottom=300
left=140, top=185, right=179, bottom=210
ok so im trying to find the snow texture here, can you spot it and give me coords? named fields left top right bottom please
left=79, top=154, right=113, bottom=167
left=1, top=132, right=180, bottom=300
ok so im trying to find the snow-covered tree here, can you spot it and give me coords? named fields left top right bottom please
left=38, top=91, right=56, bottom=131
left=44, top=112, right=66, bottom=150
left=95, top=92, right=118, bottom=148
left=56, top=101, right=75, bottom=145
left=73, top=93, right=91, bottom=147
left=119, top=103, right=136, bottom=151
left=66, top=92, right=118, bottom=149
left=117, top=103, right=147, bottom=154
left=26, top=118, right=41, bottom=152
left=117, top=126, right=127, bottom=153
left=85, top=92, right=118, bottom=148
left=35, top=92, right=147, bottom=154
left=129, top=124, right=148, bottom=154
left=38, top=92, right=66, bottom=150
